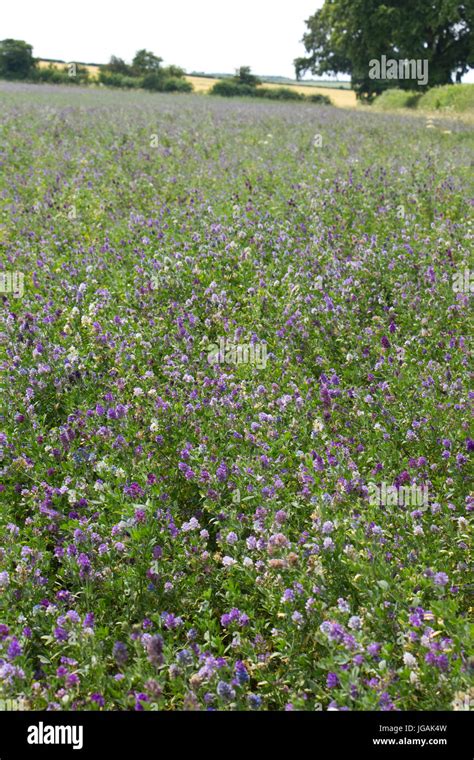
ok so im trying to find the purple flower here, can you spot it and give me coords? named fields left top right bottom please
left=235, top=660, right=249, bottom=684
left=434, top=572, right=449, bottom=587
left=124, top=482, right=144, bottom=498
left=113, top=641, right=128, bottom=666
left=216, top=680, right=235, bottom=702
left=146, top=635, right=164, bottom=667
left=7, top=638, right=22, bottom=659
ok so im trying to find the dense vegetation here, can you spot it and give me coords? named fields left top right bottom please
left=373, top=84, right=474, bottom=112
left=0, top=84, right=472, bottom=711
left=0, top=40, right=192, bottom=92
left=295, top=0, right=474, bottom=99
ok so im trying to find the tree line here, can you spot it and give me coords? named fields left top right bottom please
left=0, top=40, right=192, bottom=92
left=0, top=41, right=331, bottom=104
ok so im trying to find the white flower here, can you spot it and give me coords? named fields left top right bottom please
left=403, top=652, right=417, bottom=668
left=222, top=556, right=236, bottom=567
left=182, top=517, right=200, bottom=532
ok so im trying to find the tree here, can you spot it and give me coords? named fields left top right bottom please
left=132, top=49, right=163, bottom=76
left=233, top=66, right=261, bottom=86
left=105, top=56, right=131, bottom=75
left=0, top=39, right=35, bottom=79
left=294, top=0, right=474, bottom=100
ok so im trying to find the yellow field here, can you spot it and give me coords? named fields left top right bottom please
left=36, top=62, right=357, bottom=108
left=185, top=75, right=356, bottom=107
left=37, top=60, right=101, bottom=76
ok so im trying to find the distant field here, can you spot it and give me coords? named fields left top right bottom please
left=36, top=61, right=357, bottom=107
left=37, top=60, right=101, bottom=76
left=185, top=75, right=357, bottom=107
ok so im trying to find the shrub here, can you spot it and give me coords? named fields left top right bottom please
left=307, top=93, right=332, bottom=105
left=104, top=56, right=131, bottom=76
left=98, top=71, right=140, bottom=89
left=31, top=65, right=64, bottom=84
left=372, top=89, right=422, bottom=110
left=210, top=81, right=331, bottom=105
left=417, top=84, right=474, bottom=112
left=32, top=64, right=90, bottom=85
left=210, top=80, right=256, bottom=97
left=257, top=87, right=305, bottom=101
left=234, top=66, right=261, bottom=86
left=141, top=73, right=193, bottom=93
left=161, top=77, right=193, bottom=93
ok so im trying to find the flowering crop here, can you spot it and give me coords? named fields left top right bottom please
left=0, top=83, right=472, bottom=711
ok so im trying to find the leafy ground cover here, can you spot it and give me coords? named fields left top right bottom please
left=0, top=83, right=472, bottom=711
left=373, top=84, right=474, bottom=112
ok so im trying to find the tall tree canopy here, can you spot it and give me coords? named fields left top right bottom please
left=132, top=49, right=163, bottom=76
left=0, top=39, right=35, bottom=79
left=234, top=66, right=261, bottom=86
left=105, top=56, right=131, bottom=75
left=295, top=0, right=474, bottom=100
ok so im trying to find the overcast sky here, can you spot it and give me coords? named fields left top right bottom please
left=3, top=0, right=472, bottom=81
left=2, top=0, right=326, bottom=78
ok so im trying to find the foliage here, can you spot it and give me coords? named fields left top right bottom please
left=104, top=56, right=132, bottom=76
left=160, top=77, right=193, bottom=93
left=98, top=71, right=140, bottom=89
left=210, top=80, right=331, bottom=104
left=417, top=84, right=474, bottom=112
left=0, top=39, right=35, bottom=79
left=210, top=80, right=257, bottom=97
left=257, top=86, right=305, bottom=101
left=234, top=66, right=261, bottom=86
left=306, top=92, right=332, bottom=104
left=132, top=49, right=163, bottom=76
left=33, top=64, right=90, bottom=85
left=0, top=78, right=471, bottom=714
left=141, top=72, right=193, bottom=93
left=372, top=89, right=423, bottom=110
left=373, top=84, right=474, bottom=112
left=295, top=0, right=474, bottom=100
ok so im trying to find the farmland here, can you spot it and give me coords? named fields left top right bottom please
left=36, top=60, right=356, bottom=107
left=0, top=82, right=472, bottom=712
